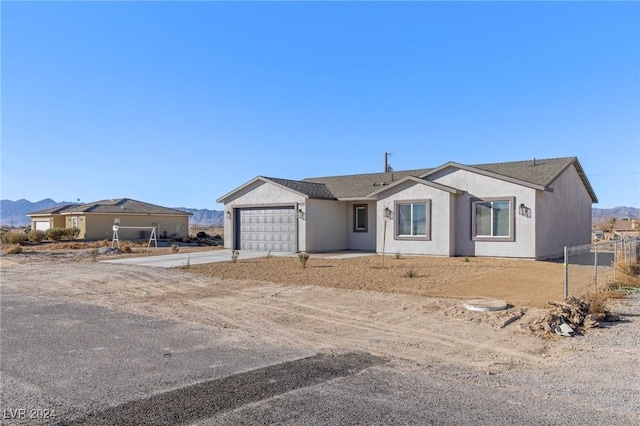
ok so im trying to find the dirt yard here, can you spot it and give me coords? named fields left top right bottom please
left=189, top=254, right=568, bottom=308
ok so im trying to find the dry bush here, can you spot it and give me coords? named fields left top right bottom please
left=5, top=244, right=23, bottom=254
left=54, top=242, right=89, bottom=250
left=1, top=231, right=27, bottom=245
left=405, top=269, right=417, bottom=278
left=616, top=258, right=640, bottom=275
left=581, top=290, right=610, bottom=316
left=122, top=246, right=133, bottom=253
left=613, top=259, right=640, bottom=288
left=45, top=228, right=66, bottom=241
left=88, top=240, right=111, bottom=248
left=28, top=230, right=46, bottom=242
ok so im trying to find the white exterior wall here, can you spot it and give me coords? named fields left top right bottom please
left=221, top=181, right=306, bottom=251
left=305, top=199, right=347, bottom=252
left=429, top=168, right=538, bottom=258
left=535, top=165, right=593, bottom=259
left=346, top=201, right=377, bottom=251
left=376, top=181, right=455, bottom=256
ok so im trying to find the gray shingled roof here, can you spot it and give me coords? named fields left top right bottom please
left=263, top=177, right=336, bottom=199
left=470, top=157, right=597, bottom=202
left=27, top=204, right=81, bottom=215
left=300, top=157, right=595, bottom=201
left=219, top=157, right=596, bottom=202
left=30, top=199, right=191, bottom=216
left=471, top=157, right=575, bottom=188
left=303, top=168, right=432, bottom=199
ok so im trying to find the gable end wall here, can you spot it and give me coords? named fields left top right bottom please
left=428, top=167, right=537, bottom=258
left=535, top=164, right=592, bottom=259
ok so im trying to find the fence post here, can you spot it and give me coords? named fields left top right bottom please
left=593, top=243, right=598, bottom=293
left=614, top=241, right=618, bottom=282
left=563, top=246, right=568, bottom=298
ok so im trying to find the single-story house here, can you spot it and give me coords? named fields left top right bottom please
left=27, top=198, right=191, bottom=240
left=612, top=219, right=639, bottom=240
left=217, top=157, right=597, bottom=259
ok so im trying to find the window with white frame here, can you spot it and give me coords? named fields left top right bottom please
left=472, top=197, right=514, bottom=241
left=395, top=200, right=430, bottom=239
left=353, top=205, right=368, bottom=232
left=72, top=217, right=78, bottom=228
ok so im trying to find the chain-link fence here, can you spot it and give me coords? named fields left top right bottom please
left=564, top=238, right=640, bottom=298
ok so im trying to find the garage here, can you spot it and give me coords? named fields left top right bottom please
left=34, top=221, right=51, bottom=231
left=237, top=207, right=296, bottom=252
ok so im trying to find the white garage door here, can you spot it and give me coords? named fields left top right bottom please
left=238, top=207, right=296, bottom=252
left=34, top=221, right=51, bottom=231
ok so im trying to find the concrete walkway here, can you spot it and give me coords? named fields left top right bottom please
left=101, top=249, right=374, bottom=268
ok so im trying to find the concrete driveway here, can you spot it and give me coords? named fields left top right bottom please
left=100, top=249, right=285, bottom=268
left=101, top=249, right=373, bottom=268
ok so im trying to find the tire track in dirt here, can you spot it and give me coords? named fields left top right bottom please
left=2, top=262, right=545, bottom=369
left=194, top=293, right=543, bottom=367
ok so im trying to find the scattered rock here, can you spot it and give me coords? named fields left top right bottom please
left=98, top=247, right=122, bottom=255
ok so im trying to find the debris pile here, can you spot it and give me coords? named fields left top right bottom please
left=528, top=296, right=620, bottom=336
left=98, top=247, right=122, bottom=255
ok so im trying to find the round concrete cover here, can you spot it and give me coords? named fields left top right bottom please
left=464, top=298, right=508, bottom=312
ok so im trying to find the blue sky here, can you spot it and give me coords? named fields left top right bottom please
left=2, top=1, right=638, bottom=210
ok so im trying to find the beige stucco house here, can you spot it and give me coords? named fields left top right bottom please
left=27, top=198, right=191, bottom=240
left=217, top=157, right=597, bottom=259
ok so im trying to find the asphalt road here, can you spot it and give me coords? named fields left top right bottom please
left=2, top=276, right=637, bottom=425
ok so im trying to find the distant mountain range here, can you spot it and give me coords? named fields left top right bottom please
left=173, top=207, right=224, bottom=227
left=1, top=199, right=637, bottom=228
left=0, top=199, right=224, bottom=227
left=592, top=206, right=640, bottom=221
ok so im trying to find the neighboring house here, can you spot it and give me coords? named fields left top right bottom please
left=217, top=157, right=597, bottom=260
left=612, top=219, right=639, bottom=239
left=27, top=198, right=191, bottom=240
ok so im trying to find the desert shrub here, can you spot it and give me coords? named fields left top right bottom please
left=298, top=251, right=310, bottom=268
left=122, top=246, right=133, bottom=253
left=89, top=248, right=99, bottom=261
left=172, top=244, right=179, bottom=253
left=28, top=230, right=46, bottom=242
left=462, top=256, right=471, bottom=263
left=65, top=227, right=80, bottom=241
left=405, top=269, right=417, bottom=278
left=231, top=250, right=240, bottom=263
left=264, top=250, right=273, bottom=258
left=5, top=244, right=23, bottom=254
left=46, top=228, right=66, bottom=241
left=394, top=251, right=402, bottom=259
left=181, top=255, right=191, bottom=269
left=1, top=231, right=27, bottom=245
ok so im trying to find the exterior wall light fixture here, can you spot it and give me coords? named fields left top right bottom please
left=519, top=203, right=531, bottom=218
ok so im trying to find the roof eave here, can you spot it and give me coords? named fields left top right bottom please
left=367, top=176, right=463, bottom=197
left=335, top=197, right=375, bottom=201
left=217, top=176, right=310, bottom=204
